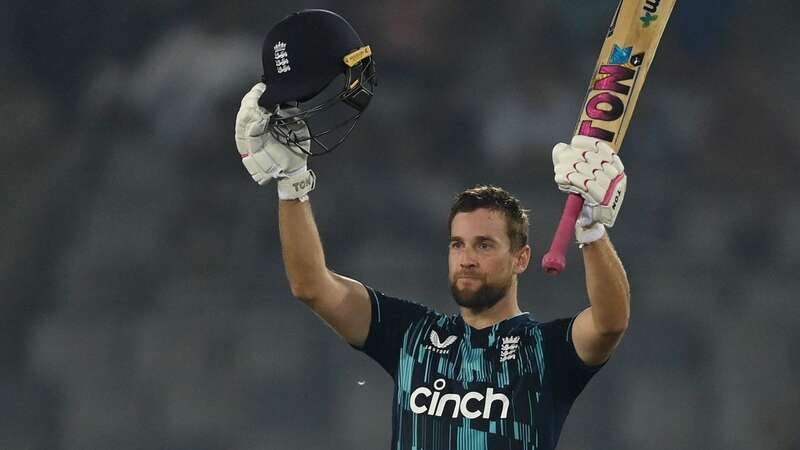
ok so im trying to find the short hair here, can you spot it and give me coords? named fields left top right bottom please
left=448, top=185, right=530, bottom=250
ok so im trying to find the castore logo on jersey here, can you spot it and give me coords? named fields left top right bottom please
left=425, top=330, right=457, bottom=354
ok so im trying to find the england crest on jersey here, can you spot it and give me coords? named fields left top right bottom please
left=500, top=336, right=520, bottom=362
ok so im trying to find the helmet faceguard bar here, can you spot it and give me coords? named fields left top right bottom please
left=267, top=52, right=376, bottom=156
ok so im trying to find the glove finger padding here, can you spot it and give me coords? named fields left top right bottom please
left=554, top=169, right=584, bottom=195
left=234, top=83, right=316, bottom=194
left=552, top=136, right=627, bottom=228
left=237, top=118, right=270, bottom=156
left=242, top=157, right=273, bottom=185
left=235, top=108, right=265, bottom=142
left=562, top=172, right=591, bottom=195
left=572, top=135, right=615, bottom=155
left=236, top=85, right=271, bottom=159
left=585, top=178, right=609, bottom=204
left=235, top=84, right=268, bottom=138
left=265, top=107, right=310, bottom=173
left=240, top=82, right=266, bottom=108
left=553, top=142, right=584, bottom=195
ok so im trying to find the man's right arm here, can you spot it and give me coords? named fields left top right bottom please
left=235, top=83, right=372, bottom=348
left=278, top=198, right=371, bottom=348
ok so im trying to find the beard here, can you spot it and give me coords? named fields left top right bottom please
left=450, top=275, right=512, bottom=312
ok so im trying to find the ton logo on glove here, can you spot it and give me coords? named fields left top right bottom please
left=234, top=9, right=376, bottom=201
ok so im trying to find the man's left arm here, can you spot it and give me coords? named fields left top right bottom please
left=552, top=135, right=631, bottom=366
left=573, top=234, right=630, bottom=366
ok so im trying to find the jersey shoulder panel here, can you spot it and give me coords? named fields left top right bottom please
left=536, top=317, right=605, bottom=407
left=353, top=286, right=444, bottom=377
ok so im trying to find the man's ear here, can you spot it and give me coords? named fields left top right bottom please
left=514, top=245, right=532, bottom=274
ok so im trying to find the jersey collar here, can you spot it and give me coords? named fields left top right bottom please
left=456, top=312, right=532, bottom=348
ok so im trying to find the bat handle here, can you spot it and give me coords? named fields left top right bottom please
left=542, top=193, right=584, bottom=276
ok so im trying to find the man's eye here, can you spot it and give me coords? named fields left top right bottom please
left=479, top=241, right=493, bottom=250
left=450, top=241, right=463, bottom=249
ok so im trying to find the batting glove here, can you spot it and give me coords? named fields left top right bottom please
left=553, top=135, right=627, bottom=243
left=235, top=83, right=316, bottom=201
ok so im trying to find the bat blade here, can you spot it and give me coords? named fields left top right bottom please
left=542, top=0, right=677, bottom=276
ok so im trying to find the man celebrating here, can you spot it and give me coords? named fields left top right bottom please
left=237, top=9, right=629, bottom=450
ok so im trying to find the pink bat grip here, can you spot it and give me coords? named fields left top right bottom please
left=541, top=193, right=584, bottom=276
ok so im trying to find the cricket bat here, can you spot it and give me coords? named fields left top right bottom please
left=542, top=0, right=677, bottom=276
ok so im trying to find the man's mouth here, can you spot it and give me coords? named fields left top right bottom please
left=456, top=274, right=482, bottom=281
left=456, top=271, right=481, bottom=277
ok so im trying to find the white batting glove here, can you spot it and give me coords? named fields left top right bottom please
left=235, top=82, right=316, bottom=201
left=553, top=135, right=627, bottom=242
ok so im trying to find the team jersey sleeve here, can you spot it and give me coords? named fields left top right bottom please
left=540, top=316, right=606, bottom=409
left=350, top=286, right=430, bottom=378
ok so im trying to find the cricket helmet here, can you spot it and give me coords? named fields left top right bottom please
left=259, top=9, right=376, bottom=155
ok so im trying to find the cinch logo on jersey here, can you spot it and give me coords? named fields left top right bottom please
left=274, top=41, right=291, bottom=74
left=424, top=330, right=458, bottom=354
left=409, top=379, right=510, bottom=419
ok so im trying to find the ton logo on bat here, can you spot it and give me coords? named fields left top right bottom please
left=577, top=48, right=638, bottom=143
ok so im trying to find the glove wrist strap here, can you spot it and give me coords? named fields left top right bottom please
left=576, top=222, right=606, bottom=247
left=277, top=169, right=316, bottom=201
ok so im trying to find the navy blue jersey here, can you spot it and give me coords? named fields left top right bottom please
left=353, top=287, right=604, bottom=450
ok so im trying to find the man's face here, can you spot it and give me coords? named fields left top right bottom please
left=448, top=208, right=530, bottom=311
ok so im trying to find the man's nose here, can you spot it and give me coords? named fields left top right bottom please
left=459, top=248, right=478, bottom=268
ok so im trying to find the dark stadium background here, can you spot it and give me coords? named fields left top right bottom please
left=2, top=1, right=797, bottom=449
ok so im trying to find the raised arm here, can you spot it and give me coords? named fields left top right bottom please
left=572, top=234, right=630, bottom=365
left=235, top=83, right=371, bottom=347
left=278, top=199, right=371, bottom=347
left=552, top=136, right=630, bottom=365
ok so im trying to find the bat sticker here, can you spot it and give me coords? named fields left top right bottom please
left=640, top=12, right=659, bottom=27
left=641, top=0, right=662, bottom=27
left=609, top=45, right=633, bottom=64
